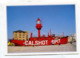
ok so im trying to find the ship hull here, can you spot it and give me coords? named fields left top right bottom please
left=10, top=37, right=68, bottom=46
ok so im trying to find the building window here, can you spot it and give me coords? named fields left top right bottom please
left=23, top=39, right=25, bottom=40
left=15, top=34, right=17, bottom=36
left=19, top=34, right=21, bottom=36
left=23, top=36, right=25, bottom=38
left=23, top=34, right=25, bottom=36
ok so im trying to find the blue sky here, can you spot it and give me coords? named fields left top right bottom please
left=7, top=5, right=76, bottom=39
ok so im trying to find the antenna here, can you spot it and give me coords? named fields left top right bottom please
left=50, top=29, right=51, bottom=36
left=48, top=32, right=49, bottom=37
left=63, top=32, right=64, bottom=37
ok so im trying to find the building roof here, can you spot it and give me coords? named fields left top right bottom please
left=13, top=30, right=25, bottom=33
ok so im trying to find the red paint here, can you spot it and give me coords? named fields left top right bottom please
left=10, top=37, right=68, bottom=46
left=10, top=18, right=68, bottom=46
left=30, top=33, right=33, bottom=38
left=36, top=18, right=42, bottom=37
left=38, top=30, right=40, bottom=37
left=48, top=32, right=49, bottom=37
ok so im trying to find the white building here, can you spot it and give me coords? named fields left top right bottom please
left=68, top=34, right=76, bottom=43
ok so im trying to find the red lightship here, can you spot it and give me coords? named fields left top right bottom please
left=10, top=18, right=68, bottom=46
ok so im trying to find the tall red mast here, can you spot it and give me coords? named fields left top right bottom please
left=50, top=29, right=51, bottom=36
left=36, top=18, right=42, bottom=37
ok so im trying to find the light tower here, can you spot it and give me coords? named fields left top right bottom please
left=36, top=18, right=42, bottom=37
